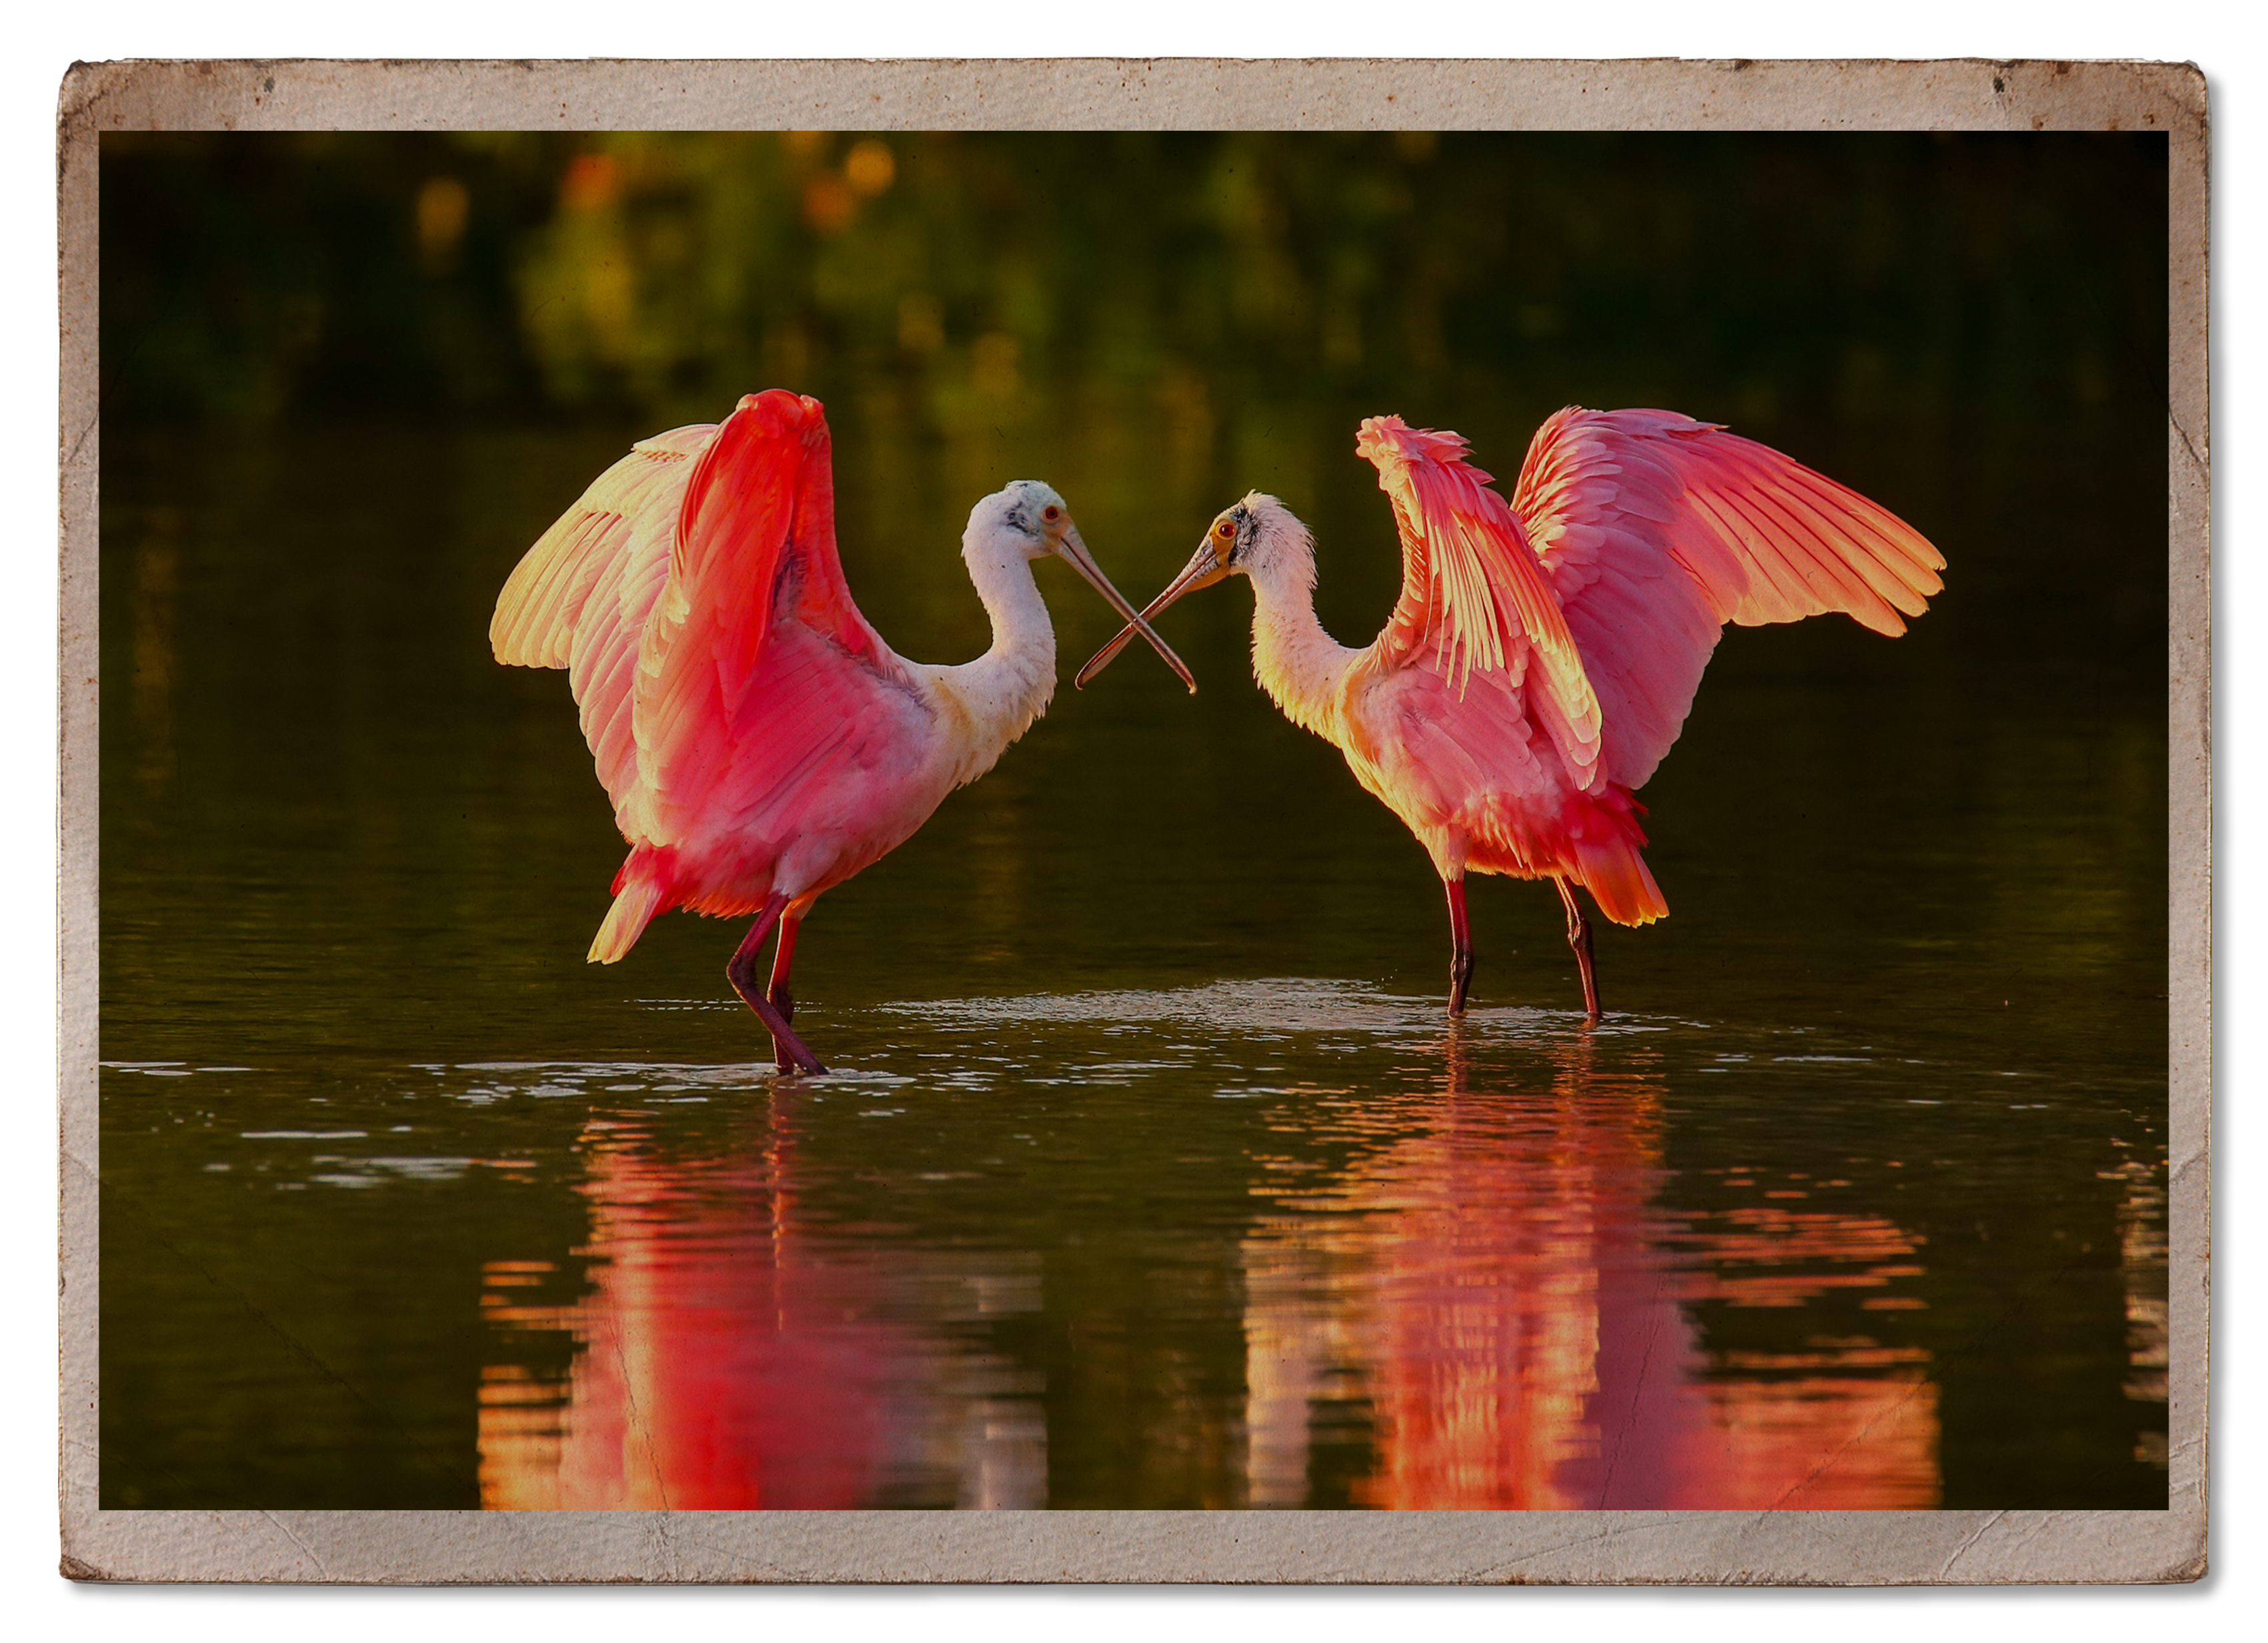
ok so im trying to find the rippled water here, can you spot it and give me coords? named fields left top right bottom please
left=97, top=406, right=2167, bottom=1512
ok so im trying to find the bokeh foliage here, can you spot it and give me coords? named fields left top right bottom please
left=102, top=129, right=2166, bottom=438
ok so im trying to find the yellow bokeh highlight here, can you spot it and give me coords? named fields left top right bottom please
left=845, top=139, right=896, bottom=196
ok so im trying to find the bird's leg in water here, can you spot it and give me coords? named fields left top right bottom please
left=1556, top=878, right=1601, bottom=1023
left=727, top=894, right=826, bottom=1074
left=766, top=912, right=804, bottom=1075
left=1444, top=877, right=1476, bottom=1016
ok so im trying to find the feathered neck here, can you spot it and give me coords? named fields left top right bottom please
left=1243, top=527, right=1359, bottom=740
left=925, top=531, right=1057, bottom=785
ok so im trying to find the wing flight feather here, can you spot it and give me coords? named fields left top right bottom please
left=630, top=391, right=902, bottom=838
left=491, top=390, right=902, bottom=838
left=1358, top=415, right=1605, bottom=789
left=1510, top=406, right=1944, bottom=789
left=1352, top=407, right=1942, bottom=800
left=489, top=423, right=715, bottom=670
left=491, top=423, right=712, bottom=817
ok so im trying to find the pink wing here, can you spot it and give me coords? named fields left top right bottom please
left=1512, top=407, right=1945, bottom=790
left=1358, top=415, right=1605, bottom=791
left=492, top=390, right=904, bottom=836
left=626, top=390, right=907, bottom=842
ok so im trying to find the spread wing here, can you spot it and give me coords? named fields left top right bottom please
left=491, top=419, right=714, bottom=815
left=491, top=390, right=904, bottom=836
left=628, top=389, right=906, bottom=839
left=1358, top=414, right=1606, bottom=792
left=1512, top=407, right=1944, bottom=789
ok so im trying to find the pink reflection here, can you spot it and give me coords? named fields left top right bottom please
left=1242, top=1033, right=1939, bottom=1508
left=479, top=1105, right=1044, bottom=1509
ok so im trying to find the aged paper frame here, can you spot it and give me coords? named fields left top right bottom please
left=55, top=56, right=2209, bottom=1585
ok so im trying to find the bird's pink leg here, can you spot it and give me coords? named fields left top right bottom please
left=1556, top=877, right=1602, bottom=1024
left=1444, top=877, right=1477, bottom=1017
left=765, top=912, right=804, bottom=1076
left=726, top=894, right=826, bottom=1075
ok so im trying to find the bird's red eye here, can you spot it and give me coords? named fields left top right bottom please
left=1043, top=504, right=1062, bottom=522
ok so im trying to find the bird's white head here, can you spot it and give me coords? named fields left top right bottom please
left=966, top=479, right=1078, bottom=566
left=1073, top=491, right=1316, bottom=689
left=1194, top=491, right=1315, bottom=589
left=964, top=480, right=1196, bottom=690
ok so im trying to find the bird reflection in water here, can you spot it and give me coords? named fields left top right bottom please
left=1239, top=1027, right=1942, bottom=1508
left=476, top=1096, right=1046, bottom=1509
left=476, top=1026, right=1942, bottom=1510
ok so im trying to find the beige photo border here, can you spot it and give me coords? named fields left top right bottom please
left=55, top=56, right=2209, bottom=1585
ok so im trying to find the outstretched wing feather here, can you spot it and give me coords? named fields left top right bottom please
left=489, top=424, right=715, bottom=669
left=1359, top=416, right=1605, bottom=789
left=491, top=423, right=714, bottom=817
left=630, top=390, right=904, bottom=840
left=490, top=391, right=904, bottom=842
left=1512, top=406, right=1943, bottom=790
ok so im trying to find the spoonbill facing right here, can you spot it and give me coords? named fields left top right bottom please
left=493, top=389, right=1192, bottom=1074
left=1079, top=407, right=1943, bottom=1021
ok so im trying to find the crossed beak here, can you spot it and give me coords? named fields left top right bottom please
left=1075, top=540, right=1232, bottom=689
left=1046, top=519, right=1197, bottom=693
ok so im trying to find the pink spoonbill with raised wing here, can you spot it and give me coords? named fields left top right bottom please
left=493, top=389, right=1192, bottom=1074
left=1080, top=407, right=1943, bottom=1022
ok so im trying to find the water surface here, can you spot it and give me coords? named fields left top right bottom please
left=98, top=403, right=2167, bottom=1510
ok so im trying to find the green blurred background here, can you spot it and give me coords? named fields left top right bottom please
left=103, top=129, right=2164, bottom=439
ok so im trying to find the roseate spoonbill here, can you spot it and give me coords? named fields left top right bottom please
left=1080, top=408, right=1943, bottom=1021
left=492, top=389, right=1192, bottom=1074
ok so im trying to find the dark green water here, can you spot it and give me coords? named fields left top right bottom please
left=99, top=397, right=2165, bottom=1510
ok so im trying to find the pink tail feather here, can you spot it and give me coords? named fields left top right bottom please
left=1571, top=787, right=1668, bottom=927
left=588, top=851, right=673, bottom=964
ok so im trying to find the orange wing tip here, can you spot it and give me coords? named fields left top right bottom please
left=1572, top=826, right=1668, bottom=928
left=1581, top=864, right=1668, bottom=927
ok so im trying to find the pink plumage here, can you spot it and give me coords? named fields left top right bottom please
left=495, top=389, right=1192, bottom=1072
left=1079, top=405, right=1944, bottom=1020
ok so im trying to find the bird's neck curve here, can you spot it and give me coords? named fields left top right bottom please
left=926, top=535, right=1057, bottom=785
left=1246, top=541, right=1358, bottom=740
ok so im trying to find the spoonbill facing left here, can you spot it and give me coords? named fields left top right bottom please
left=1080, top=407, right=1943, bottom=1022
left=493, top=389, right=1192, bottom=1074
